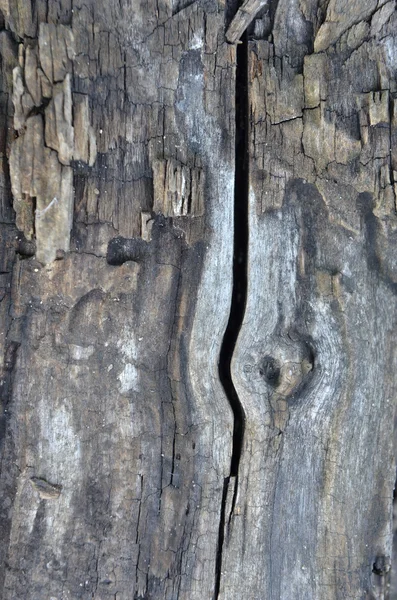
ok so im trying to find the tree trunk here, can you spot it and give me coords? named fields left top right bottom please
left=0, top=0, right=396, bottom=599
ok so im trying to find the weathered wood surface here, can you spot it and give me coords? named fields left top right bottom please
left=0, top=1, right=235, bottom=598
left=223, top=2, right=397, bottom=599
left=0, top=0, right=396, bottom=599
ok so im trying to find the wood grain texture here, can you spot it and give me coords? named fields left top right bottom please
left=0, top=0, right=236, bottom=598
left=0, top=0, right=396, bottom=598
left=220, top=1, right=397, bottom=599
left=225, top=0, right=268, bottom=43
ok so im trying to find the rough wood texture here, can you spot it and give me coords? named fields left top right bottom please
left=0, top=1, right=235, bottom=598
left=222, top=1, right=397, bottom=599
left=0, top=0, right=396, bottom=599
left=226, top=0, right=268, bottom=43
left=9, top=23, right=97, bottom=264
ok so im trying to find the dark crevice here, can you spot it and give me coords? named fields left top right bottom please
left=214, top=477, right=229, bottom=600
left=391, top=470, right=397, bottom=597
left=25, top=97, right=51, bottom=121
left=0, top=340, right=20, bottom=453
left=215, top=31, right=249, bottom=600
left=31, top=196, right=37, bottom=238
left=220, top=30, right=248, bottom=487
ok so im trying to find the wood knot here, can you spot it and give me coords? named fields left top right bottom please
left=258, top=341, right=314, bottom=401
left=259, top=356, right=281, bottom=386
left=373, top=555, right=391, bottom=576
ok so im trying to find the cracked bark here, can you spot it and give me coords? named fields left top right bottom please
left=0, top=0, right=396, bottom=599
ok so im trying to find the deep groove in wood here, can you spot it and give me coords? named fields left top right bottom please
left=215, top=33, right=249, bottom=598
left=220, top=32, right=248, bottom=482
left=214, top=476, right=230, bottom=600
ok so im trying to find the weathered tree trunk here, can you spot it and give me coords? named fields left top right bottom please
left=0, top=0, right=396, bottom=599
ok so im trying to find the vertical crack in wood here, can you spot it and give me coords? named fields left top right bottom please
left=215, top=33, right=249, bottom=599
left=222, top=33, right=249, bottom=478
left=391, top=472, right=397, bottom=596
left=214, top=477, right=230, bottom=600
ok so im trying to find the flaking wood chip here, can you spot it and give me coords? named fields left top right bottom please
left=30, top=477, right=62, bottom=500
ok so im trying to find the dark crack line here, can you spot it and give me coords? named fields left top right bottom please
left=214, top=31, right=249, bottom=600
left=221, top=32, right=248, bottom=478
left=214, top=476, right=230, bottom=600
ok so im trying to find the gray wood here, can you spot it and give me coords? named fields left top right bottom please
left=226, top=0, right=268, bottom=43
left=221, top=2, right=397, bottom=598
left=0, top=1, right=235, bottom=598
left=0, top=0, right=396, bottom=599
